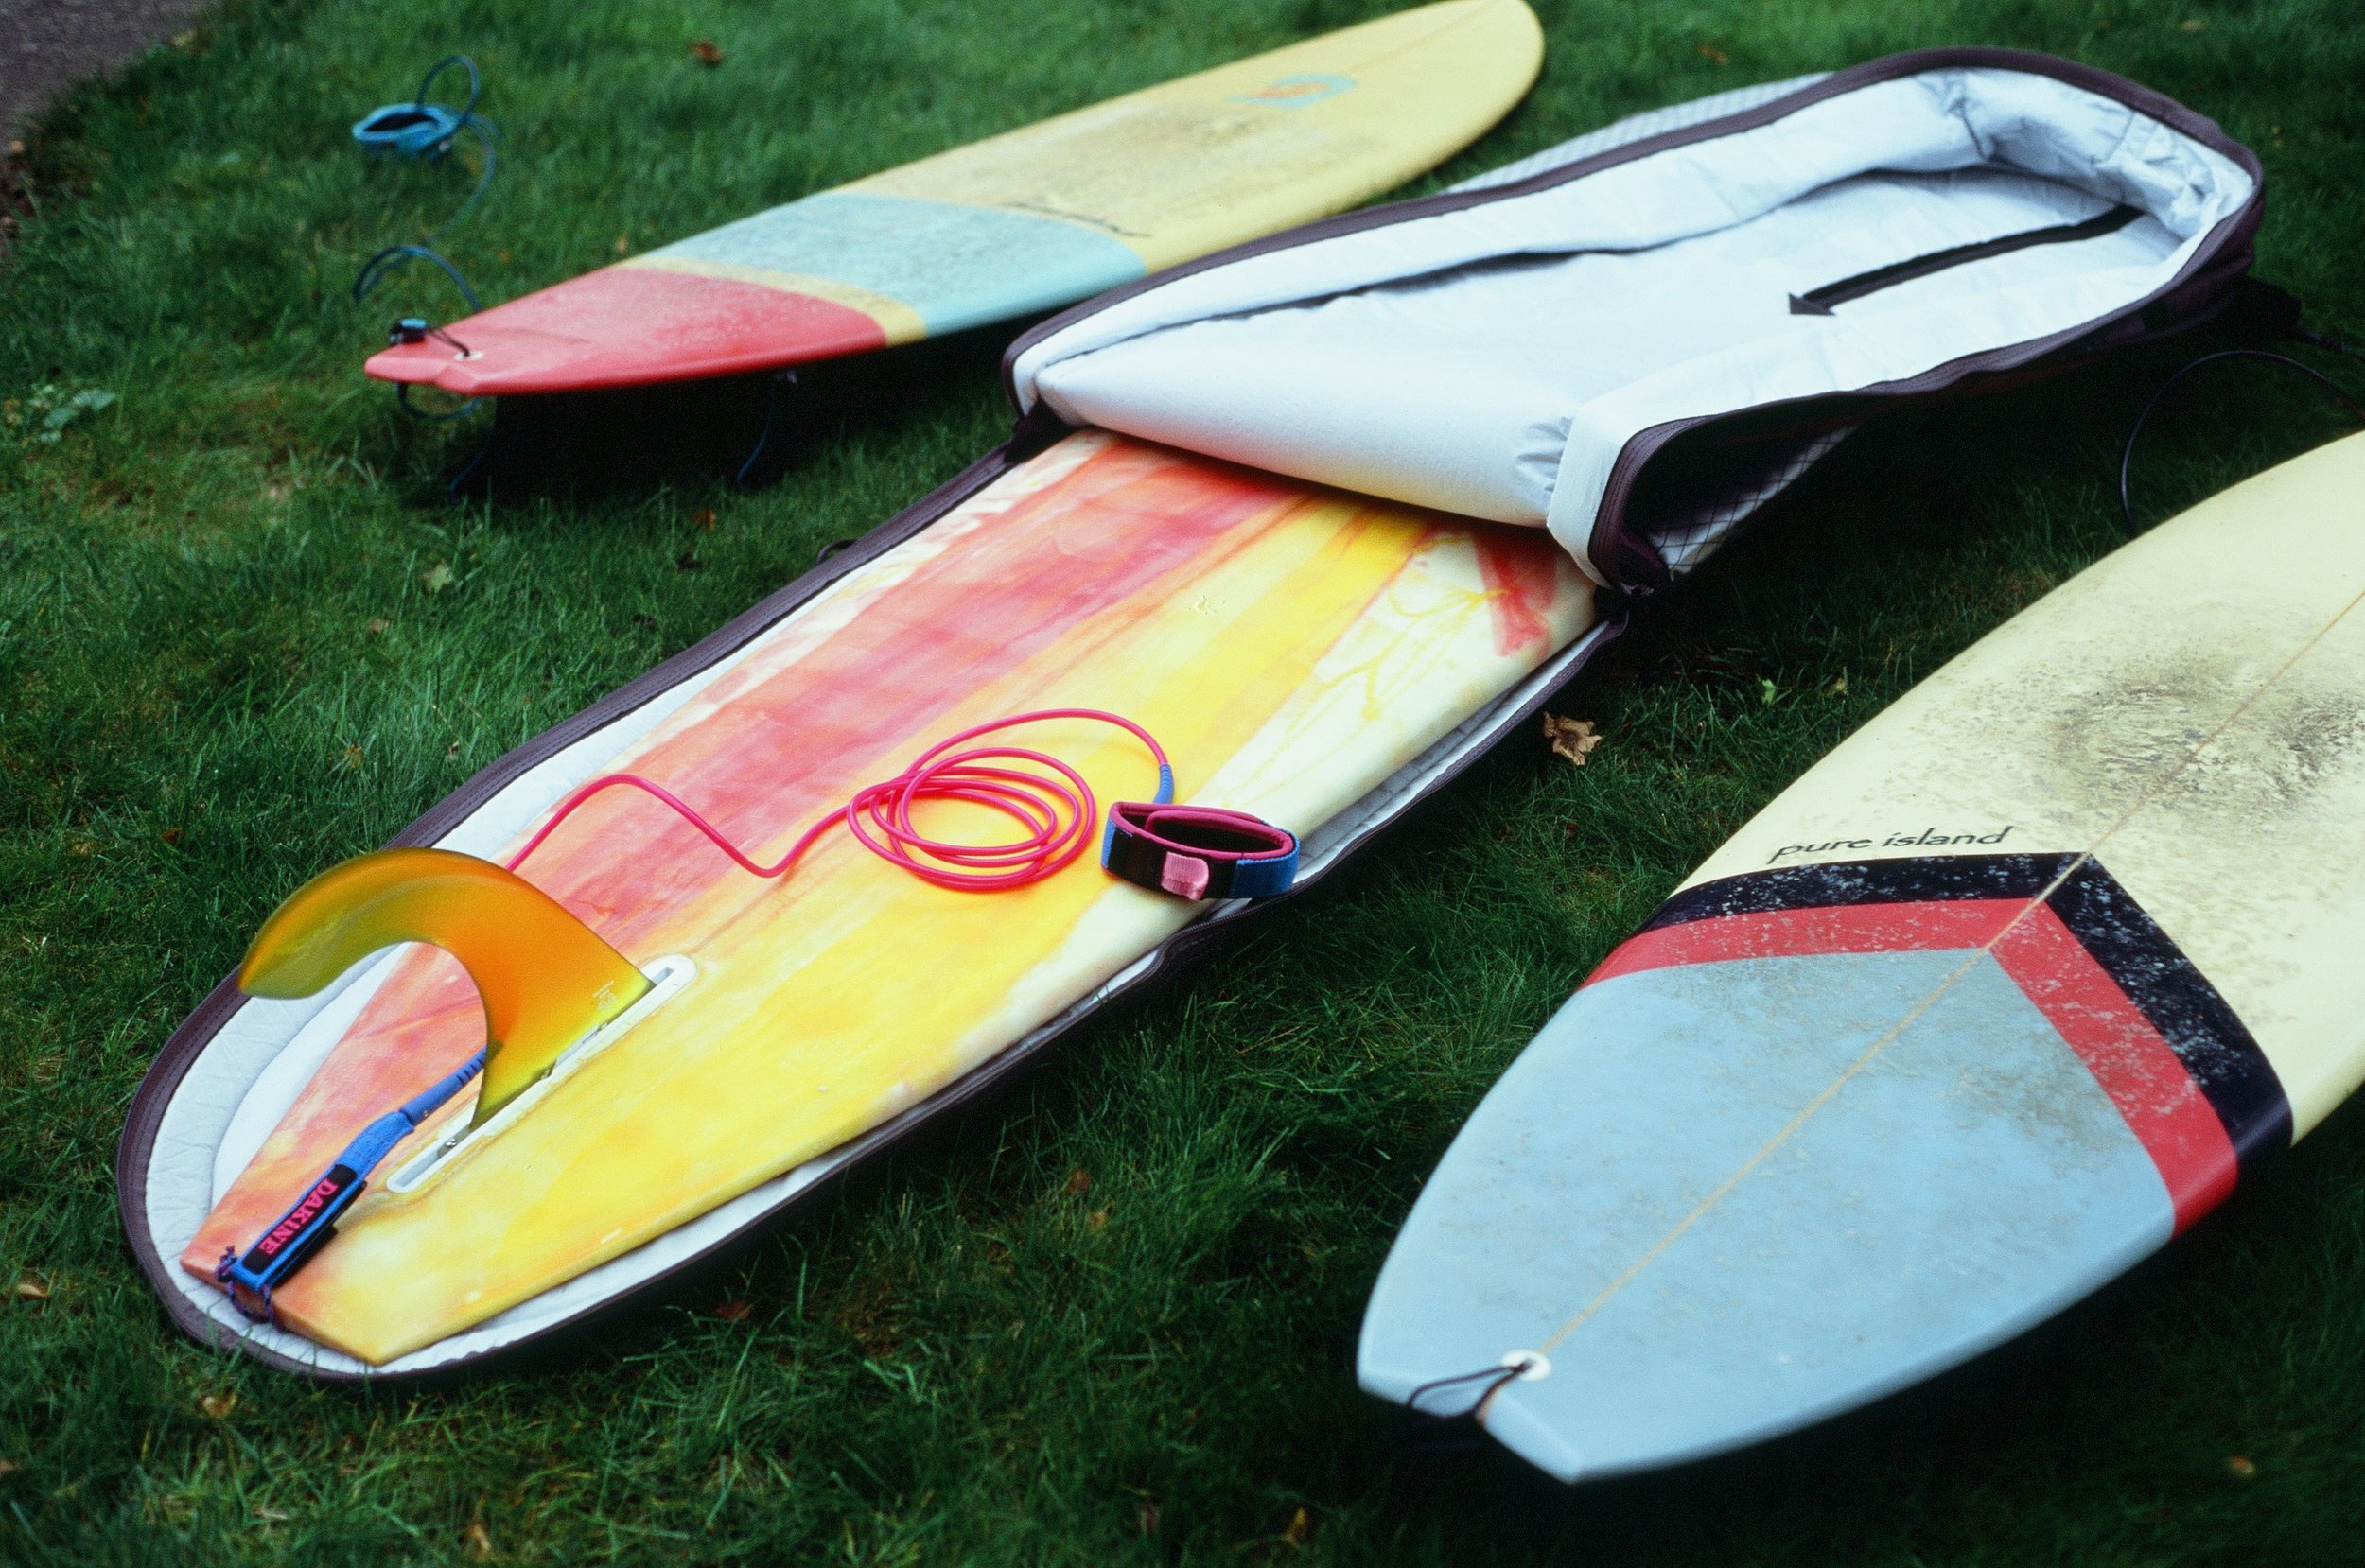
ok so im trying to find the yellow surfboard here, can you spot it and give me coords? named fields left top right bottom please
left=160, top=431, right=1595, bottom=1367
left=367, top=0, right=1544, bottom=397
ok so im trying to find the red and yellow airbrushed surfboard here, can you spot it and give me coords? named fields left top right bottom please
left=132, top=430, right=1597, bottom=1369
left=365, top=0, right=1542, bottom=397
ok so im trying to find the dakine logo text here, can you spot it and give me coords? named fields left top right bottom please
left=255, top=1175, right=346, bottom=1258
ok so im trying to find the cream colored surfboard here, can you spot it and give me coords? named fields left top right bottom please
left=1363, top=431, right=2365, bottom=1481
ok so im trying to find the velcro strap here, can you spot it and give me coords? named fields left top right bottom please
left=1100, top=802, right=1298, bottom=901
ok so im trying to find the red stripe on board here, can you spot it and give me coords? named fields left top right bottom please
left=1587, top=899, right=2024, bottom=985
left=1991, top=905, right=2236, bottom=1231
left=1589, top=896, right=2237, bottom=1231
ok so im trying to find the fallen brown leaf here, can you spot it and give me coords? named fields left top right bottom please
left=12, top=1276, right=46, bottom=1300
left=614, top=234, right=632, bottom=256
left=160, top=828, right=184, bottom=845
left=1085, top=1207, right=1110, bottom=1231
left=1542, top=714, right=1602, bottom=768
left=420, top=561, right=455, bottom=594
left=691, top=39, right=725, bottom=65
left=465, top=1520, right=494, bottom=1558
left=342, top=744, right=366, bottom=772
left=367, top=618, right=390, bottom=636
left=691, top=507, right=717, bottom=530
left=1063, top=1167, right=1092, bottom=1195
left=715, top=1298, right=751, bottom=1322
left=199, top=1392, right=237, bottom=1420
left=2226, top=1455, right=2256, bottom=1479
left=1281, top=1506, right=1311, bottom=1548
left=0, top=1459, right=17, bottom=1477
left=1697, top=42, right=1729, bottom=64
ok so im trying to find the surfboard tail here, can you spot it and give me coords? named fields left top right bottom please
left=1360, top=853, right=2288, bottom=1481
left=362, top=264, right=897, bottom=396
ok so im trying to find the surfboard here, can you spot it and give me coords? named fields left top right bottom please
left=1360, top=430, right=2365, bottom=1482
left=363, top=0, right=1542, bottom=399
left=135, top=429, right=1596, bottom=1369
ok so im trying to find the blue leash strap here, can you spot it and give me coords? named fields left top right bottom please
left=215, top=1048, right=486, bottom=1323
left=350, top=54, right=498, bottom=235
left=1098, top=791, right=1299, bottom=901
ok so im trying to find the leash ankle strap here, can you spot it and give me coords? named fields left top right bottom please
left=1100, top=802, right=1298, bottom=900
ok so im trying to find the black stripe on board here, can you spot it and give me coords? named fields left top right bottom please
left=1645, top=853, right=2075, bottom=929
left=1640, top=854, right=2290, bottom=1166
left=1788, top=205, right=2144, bottom=316
left=2042, top=862, right=2292, bottom=1171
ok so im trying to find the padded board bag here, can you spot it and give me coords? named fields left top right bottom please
left=121, top=48, right=2263, bottom=1378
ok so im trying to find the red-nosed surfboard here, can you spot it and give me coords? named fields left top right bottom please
left=1360, top=430, right=2365, bottom=1481
left=363, top=0, right=1542, bottom=399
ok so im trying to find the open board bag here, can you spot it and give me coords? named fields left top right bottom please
left=121, top=48, right=2264, bottom=1376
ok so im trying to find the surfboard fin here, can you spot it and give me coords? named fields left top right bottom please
left=237, top=847, right=652, bottom=1125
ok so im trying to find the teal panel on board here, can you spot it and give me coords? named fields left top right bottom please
left=650, top=192, right=1148, bottom=335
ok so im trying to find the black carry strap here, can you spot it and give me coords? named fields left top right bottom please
left=2118, top=285, right=2365, bottom=531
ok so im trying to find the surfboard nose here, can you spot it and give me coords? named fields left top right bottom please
left=1359, top=938, right=2189, bottom=1482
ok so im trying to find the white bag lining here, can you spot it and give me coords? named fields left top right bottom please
left=1012, top=65, right=2254, bottom=583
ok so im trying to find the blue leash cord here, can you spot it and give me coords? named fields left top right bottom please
left=215, top=1048, right=487, bottom=1323
left=353, top=245, right=484, bottom=421
left=351, top=55, right=495, bottom=422
left=353, top=243, right=481, bottom=315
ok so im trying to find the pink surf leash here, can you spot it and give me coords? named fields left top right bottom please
left=507, top=708, right=1178, bottom=892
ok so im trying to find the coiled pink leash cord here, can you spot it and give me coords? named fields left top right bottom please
left=504, top=708, right=1173, bottom=892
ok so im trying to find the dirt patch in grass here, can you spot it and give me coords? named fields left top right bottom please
left=0, top=0, right=208, bottom=142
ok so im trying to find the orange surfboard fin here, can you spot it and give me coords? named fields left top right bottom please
left=237, top=847, right=651, bottom=1124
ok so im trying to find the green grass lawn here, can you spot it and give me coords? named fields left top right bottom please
left=6, top=0, right=2365, bottom=1559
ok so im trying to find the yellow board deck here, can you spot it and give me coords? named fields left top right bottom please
left=179, top=431, right=1595, bottom=1364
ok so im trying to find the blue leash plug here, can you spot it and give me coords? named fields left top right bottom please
left=216, top=1048, right=486, bottom=1323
